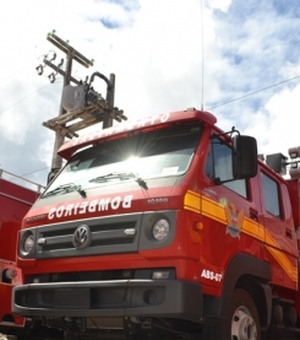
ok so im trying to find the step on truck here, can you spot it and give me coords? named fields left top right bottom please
left=12, top=108, right=300, bottom=339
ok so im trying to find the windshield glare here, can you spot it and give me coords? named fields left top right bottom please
left=43, top=123, right=202, bottom=196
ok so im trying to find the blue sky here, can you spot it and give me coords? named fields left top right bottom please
left=0, top=0, right=300, bottom=185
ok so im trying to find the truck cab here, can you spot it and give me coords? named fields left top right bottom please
left=12, top=109, right=299, bottom=340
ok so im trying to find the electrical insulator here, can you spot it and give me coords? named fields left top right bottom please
left=289, top=167, right=300, bottom=179
left=288, top=146, right=300, bottom=159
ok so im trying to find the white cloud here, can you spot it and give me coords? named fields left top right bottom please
left=1, top=0, right=300, bottom=182
left=262, top=84, right=300, bottom=154
left=209, top=0, right=232, bottom=12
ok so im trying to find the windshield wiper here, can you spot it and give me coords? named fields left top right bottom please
left=42, top=183, right=87, bottom=198
left=89, top=172, right=148, bottom=190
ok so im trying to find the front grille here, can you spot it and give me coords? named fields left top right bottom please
left=35, top=213, right=143, bottom=259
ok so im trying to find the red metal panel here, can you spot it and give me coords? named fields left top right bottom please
left=0, top=176, right=39, bottom=329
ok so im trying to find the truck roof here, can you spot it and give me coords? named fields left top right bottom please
left=58, top=109, right=217, bottom=160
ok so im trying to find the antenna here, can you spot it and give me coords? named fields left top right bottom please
left=200, top=0, right=205, bottom=111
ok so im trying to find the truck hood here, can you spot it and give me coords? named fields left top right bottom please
left=24, top=176, right=183, bottom=227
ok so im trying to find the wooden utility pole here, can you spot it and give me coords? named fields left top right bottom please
left=45, top=33, right=94, bottom=172
left=37, top=32, right=127, bottom=180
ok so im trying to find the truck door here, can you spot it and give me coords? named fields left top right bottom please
left=201, top=133, right=265, bottom=268
left=258, top=168, right=298, bottom=289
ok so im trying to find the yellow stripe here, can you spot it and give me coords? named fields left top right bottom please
left=265, top=245, right=298, bottom=282
left=242, top=217, right=264, bottom=241
left=183, top=190, right=298, bottom=283
left=265, top=233, right=298, bottom=282
left=184, top=190, right=201, bottom=214
left=201, top=195, right=227, bottom=224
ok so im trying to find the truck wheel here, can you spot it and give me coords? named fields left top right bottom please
left=225, top=289, right=261, bottom=340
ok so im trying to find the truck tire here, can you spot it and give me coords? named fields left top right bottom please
left=225, top=288, right=261, bottom=340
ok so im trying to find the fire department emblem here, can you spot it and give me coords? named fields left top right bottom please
left=73, top=224, right=92, bottom=250
left=224, top=203, right=243, bottom=238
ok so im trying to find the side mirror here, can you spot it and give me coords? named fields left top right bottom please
left=47, top=168, right=60, bottom=185
left=232, top=135, right=257, bottom=179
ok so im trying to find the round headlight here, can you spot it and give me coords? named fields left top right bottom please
left=23, top=234, right=34, bottom=254
left=152, top=219, right=170, bottom=241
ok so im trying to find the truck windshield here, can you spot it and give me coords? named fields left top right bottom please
left=42, top=122, right=202, bottom=197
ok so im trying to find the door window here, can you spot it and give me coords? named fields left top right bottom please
left=261, top=172, right=282, bottom=218
left=206, top=136, right=248, bottom=198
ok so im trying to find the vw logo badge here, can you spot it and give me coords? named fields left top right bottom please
left=73, top=224, right=91, bottom=250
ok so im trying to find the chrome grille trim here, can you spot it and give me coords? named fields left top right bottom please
left=35, top=213, right=143, bottom=259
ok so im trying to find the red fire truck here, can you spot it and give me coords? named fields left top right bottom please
left=12, top=108, right=300, bottom=339
left=0, top=170, right=63, bottom=340
left=0, top=170, right=40, bottom=336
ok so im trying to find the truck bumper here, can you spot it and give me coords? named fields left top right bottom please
left=13, top=279, right=203, bottom=323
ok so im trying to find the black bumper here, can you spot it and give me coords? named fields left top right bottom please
left=13, top=279, right=203, bottom=322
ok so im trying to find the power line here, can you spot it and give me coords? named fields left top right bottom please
left=0, top=81, right=61, bottom=116
left=0, top=67, right=30, bottom=86
left=6, top=167, right=49, bottom=182
left=208, top=74, right=300, bottom=110
left=200, top=0, right=205, bottom=110
left=19, top=166, right=49, bottom=178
